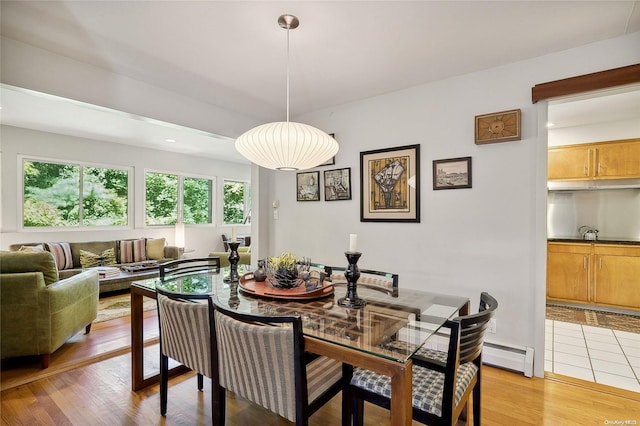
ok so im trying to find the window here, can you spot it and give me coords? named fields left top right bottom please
left=22, top=159, right=129, bottom=228
left=145, top=172, right=213, bottom=225
left=223, top=180, right=251, bottom=224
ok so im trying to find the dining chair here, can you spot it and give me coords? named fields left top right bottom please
left=348, top=292, right=498, bottom=426
left=155, top=287, right=215, bottom=417
left=211, top=302, right=348, bottom=426
left=159, top=256, right=220, bottom=280
left=327, top=266, right=399, bottom=297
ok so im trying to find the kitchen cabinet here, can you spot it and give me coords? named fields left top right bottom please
left=547, top=243, right=590, bottom=302
left=548, top=138, right=640, bottom=181
left=593, top=244, right=640, bottom=309
left=547, top=242, right=640, bottom=309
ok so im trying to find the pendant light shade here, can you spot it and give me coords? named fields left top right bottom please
left=235, top=14, right=339, bottom=171
left=236, top=121, right=338, bottom=171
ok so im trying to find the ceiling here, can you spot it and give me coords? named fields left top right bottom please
left=1, top=1, right=639, bottom=161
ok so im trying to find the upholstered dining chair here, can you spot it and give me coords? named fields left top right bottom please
left=327, top=266, right=399, bottom=297
left=159, top=256, right=220, bottom=280
left=155, top=287, right=215, bottom=417
left=348, top=292, right=498, bottom=426
left=211, top=302, right=347, bottom=426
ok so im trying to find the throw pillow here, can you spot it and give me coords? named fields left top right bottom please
left=44, top=242, right=74, bottom=270
left=18, top=244, right=45, bottom=252
left=120, top=239, right=147, bottom=263
left=146, top=238, right=166, bottom=260
left=80, top=248, right=117, bottom=268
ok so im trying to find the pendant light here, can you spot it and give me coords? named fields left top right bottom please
left=235, top=14, right=339, bottom=171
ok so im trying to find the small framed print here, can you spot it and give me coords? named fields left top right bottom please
left=324, top=168, right=351, bottom=201
left=360, top=144, right=420, bottom=222
left=318, top=133, right=337, bottom=166
left=475, top=109, right=521, bottom=144
left=433, top=157, right=472, bottom=190
left=296, top=171, right=320, bottom=201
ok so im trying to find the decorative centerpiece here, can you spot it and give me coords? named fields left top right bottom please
left=266, top=251, right=302, bottom=289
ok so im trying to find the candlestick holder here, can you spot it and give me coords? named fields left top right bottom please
left=225, top=242, right=241, bottom=283
left=338, top=251, right=367, bottom=308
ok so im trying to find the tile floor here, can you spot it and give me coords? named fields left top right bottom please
left=545, top=319, right=640, bottom=392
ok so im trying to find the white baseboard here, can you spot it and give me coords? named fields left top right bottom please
left=483, top=341, right=534, bottom=377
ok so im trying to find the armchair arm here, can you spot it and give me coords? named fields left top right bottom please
left=163, top=245, right=182, bottom=260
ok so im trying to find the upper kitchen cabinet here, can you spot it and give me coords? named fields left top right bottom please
left=548, top=138, right=640, bottom=181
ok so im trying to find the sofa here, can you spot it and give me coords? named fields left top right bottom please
left=0, top=250, right=100, bottom=368
left=9, top=238, right=181, bottom=292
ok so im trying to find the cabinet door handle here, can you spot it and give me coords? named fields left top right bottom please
left=583, top=163, right=587, bottom=176
left=597, top=162, right=601, bottom=175
left=599, top=257, right=602, bottom=269
left=584, top=256, right=587, bottom=269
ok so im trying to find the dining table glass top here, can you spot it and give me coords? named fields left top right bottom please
left=132, top=268, right=469, bottom=363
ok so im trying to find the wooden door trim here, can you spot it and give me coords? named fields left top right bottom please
left=532, top=63, right=640, bottom=103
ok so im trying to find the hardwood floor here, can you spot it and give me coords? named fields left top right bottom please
left=2, top=312, right=640, bottom=425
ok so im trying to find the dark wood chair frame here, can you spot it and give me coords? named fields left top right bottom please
left=156, top=287, right=215, bottom=417
left=348, top=292, right=498, bottom=426
left=211, top=302, right=349, bottom=426
left=158, top=256, right=220, bottom=280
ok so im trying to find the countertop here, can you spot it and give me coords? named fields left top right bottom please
left=548, top=238, right=640, bottom=246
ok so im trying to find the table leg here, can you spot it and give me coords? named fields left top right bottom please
left=390, top=360, right=413, bottom=426
left=131, top=290, right=145, bottom=391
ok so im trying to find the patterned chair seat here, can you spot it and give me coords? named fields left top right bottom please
left=350, top=362, right=478, bottom=418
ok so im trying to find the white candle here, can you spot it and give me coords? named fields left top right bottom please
left=231, top=227, right=237, bottom=243
left=349, top=234, right=358, bottom=252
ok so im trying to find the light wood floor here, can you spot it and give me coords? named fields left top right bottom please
left=2, top=312, right=640, bottom=425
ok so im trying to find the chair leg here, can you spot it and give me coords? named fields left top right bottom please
left=213, top=385, right=226, bottom=425
left=197, top=373, right=204, bottom=391
left=352, top=395, right=364, bottom=426
left=40, top=353, right=50, bottom=369
left=160, top=354, right=169, bottom=416
left=85, top=323, right=92, bottom=334
left=473, top=377, right=481, bottom=426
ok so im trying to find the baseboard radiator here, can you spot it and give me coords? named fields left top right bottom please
left=483, top=341, right=534, bottom=377
left=416, top=332, right=535, bottom=377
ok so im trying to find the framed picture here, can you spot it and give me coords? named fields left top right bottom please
left=324, top=168, right=351, bottom=201
left=360, top=144, right=420, bottom=222
left=296, top=171, right=320, bottom=201
left=474, top=109, right=521, bottom=144
left=433, top=157, right=472, bottom=190
left=318, top=133, right=337, bottom=166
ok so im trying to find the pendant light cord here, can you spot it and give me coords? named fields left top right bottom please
left=286, top=24, right=290, bottom=123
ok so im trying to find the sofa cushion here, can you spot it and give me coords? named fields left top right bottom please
left=146, top=238, right=166, bottom=260
left=120, top=239, right=147, bottom=263
left=0, top=251, right=59, bottom=285
left=18, top=244, right=45, bottom=252
left=80, top=248, right=117, bottom=268
left=45, top=242, right=74, bottom=270
left=69, top=241, right=118, bottom=268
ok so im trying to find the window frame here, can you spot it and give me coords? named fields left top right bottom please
left=18, top=155, right=133, bottom=231
left=222, top=178, right=251, bottom=225
left=144, top=169, right=216, bottom=227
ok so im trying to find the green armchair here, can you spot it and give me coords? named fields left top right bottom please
left=208, top=246, right=251, bottom=267
left=0, top=251, right=99, bottom=368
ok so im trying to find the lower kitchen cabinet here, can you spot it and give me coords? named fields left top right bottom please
left=547, top=243, right=590, bottom=302
left=593, top=244, right=640, bottom=309
left=547, top=242, right=640, bottom=310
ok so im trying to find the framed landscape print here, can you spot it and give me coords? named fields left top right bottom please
left=324, top=168, right=351, bottom=201
left=474, top=109, right=521, bottom=144
left=433, top=157, right=472, bottom=190
left=296, top=171, right=320, bottom=201
left=360, top=144, right=420, bottom=222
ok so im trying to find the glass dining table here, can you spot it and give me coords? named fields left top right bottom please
left=130, top=269, right=469, bottom=425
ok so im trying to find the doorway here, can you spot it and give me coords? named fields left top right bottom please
left=544, top=85, right=640, bottom=392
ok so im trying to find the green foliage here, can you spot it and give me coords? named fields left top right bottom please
left=223, top=181, right=248, bottom=224
left=145, top=172, right=178, bottom=225
left=23, top=160, right=128, bottom=227
left=184, top=177, right=211, bottom=224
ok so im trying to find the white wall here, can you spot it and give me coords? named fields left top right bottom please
left=0, top=125, right=251, bottom=257
left=264, top=31, right=640, bottom=377
left=549, top=117, right=640, bottom=146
